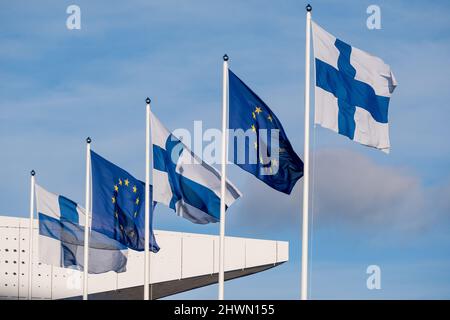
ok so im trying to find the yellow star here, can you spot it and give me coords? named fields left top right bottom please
left=114, top=185, right=119, bottom=192
left=133, top=185, right=137, bottom=193
left=267, top=114, right=273, bottom=122
left=118, top=179, right=123, bottom=186
left=252, top=112, right=256, bottom=119
left=254, top=141, right=258, bottom=149
left=255, top=106, right=262, bottom=114
left=263, top=165, right=272, bottom=174
left=251, top=124, right=256, bottom=132
left=114, top=211, right=118, bottom=219
left=271, top=159, right=279, bottom=167
left=112, top=196, right=116, bottom=204
left=124, top=179, right=129, bottom=187
left=135, top=197, right=140, bottom=205
left=134, top=211, right=138, bottom=218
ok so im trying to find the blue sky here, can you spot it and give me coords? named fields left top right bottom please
left=1, top=0, right=450, bottom=299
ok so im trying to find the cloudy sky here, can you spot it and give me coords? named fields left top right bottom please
left=1, top=0, right=450, bottom=299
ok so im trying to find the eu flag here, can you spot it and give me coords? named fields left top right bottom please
left=228, top=69, right=303, bottom=194
left=91, top=150, right=159, bottom=252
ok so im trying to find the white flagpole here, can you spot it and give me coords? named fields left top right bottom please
left=144, top=97, right=151, bottom=300
left=301, top=4, right=312, bottom=301
left=28, top=170, right=36, bottom=300
left=83, top=137, right=92, bottom=300
left=218, top=54, right=229, bottom=300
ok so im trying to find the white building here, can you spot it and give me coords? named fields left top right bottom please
left=0, top=215, right=288, bottom=299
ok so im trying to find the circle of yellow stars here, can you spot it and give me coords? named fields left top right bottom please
left=250, top=105, right=279, bottom=174
left=111, top=178, right=141, bottom=225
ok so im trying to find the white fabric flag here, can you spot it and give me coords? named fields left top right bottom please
left=151, top=112, right=242, bottom=224
left=312, top=20, right=397, bottom=153
left=36, top=184, right=128, bottom=273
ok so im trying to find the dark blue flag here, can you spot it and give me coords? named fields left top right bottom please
left=228, top=69, right=303, bottom=194
left=91, top=150, right=159, bottom=252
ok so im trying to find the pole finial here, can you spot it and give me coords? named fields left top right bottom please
left=146, top=97, right=151, bottom=104
left=306, top=4, right=312, bottom=12
left=30, top=170, right=35, bottom=176
left=86, top=137, right=91, bottom=144
left=223, top=54, right=229, bottom=62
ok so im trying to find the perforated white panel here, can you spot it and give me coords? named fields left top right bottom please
left=0, top=227, right=20, bottom=299
left=0, top=216, right=288, bottom=299
left=18, top=226, right=29, bottom=299
left=32, top=230, right=52, bottom=299
left=52, top=268, right=82, bottom=300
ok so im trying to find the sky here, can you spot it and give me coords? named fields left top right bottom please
left=1, top=0, right=450, bottom=299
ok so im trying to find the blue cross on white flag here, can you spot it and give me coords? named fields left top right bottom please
left=36, top=184, right=128, bottom=273
left=151, top=112, right=242, bottom=224
left=312, top=21, right=397, bottom=153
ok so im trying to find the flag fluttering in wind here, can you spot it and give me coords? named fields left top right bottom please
left=312, top=21, right=397, bottom=153
left=151, top=112, right=242, bottom=224
left=36, top=184, right=128, bottom=274
left=90, top=150, right=159, bottom=252
left=228, top=69, right=304, bottom=194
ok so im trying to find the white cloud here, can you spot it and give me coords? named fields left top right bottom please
left=234, top=148, right=449, bottom=234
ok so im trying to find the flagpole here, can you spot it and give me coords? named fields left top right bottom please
left=218, top=54, right=229, bottom=300
left=144, top=97, right=151, bottom=300
left=83, top=137, right=92, bottom=300
left=28, top=170, right=35, bottom=300
left=301, top=4, right=312, bottom=301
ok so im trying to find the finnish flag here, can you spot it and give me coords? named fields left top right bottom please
left=36, top=184, right=128, bottom=274
left=312, top=21, right=397, bottom=153
left=151, top=113, right=242, bottom=224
